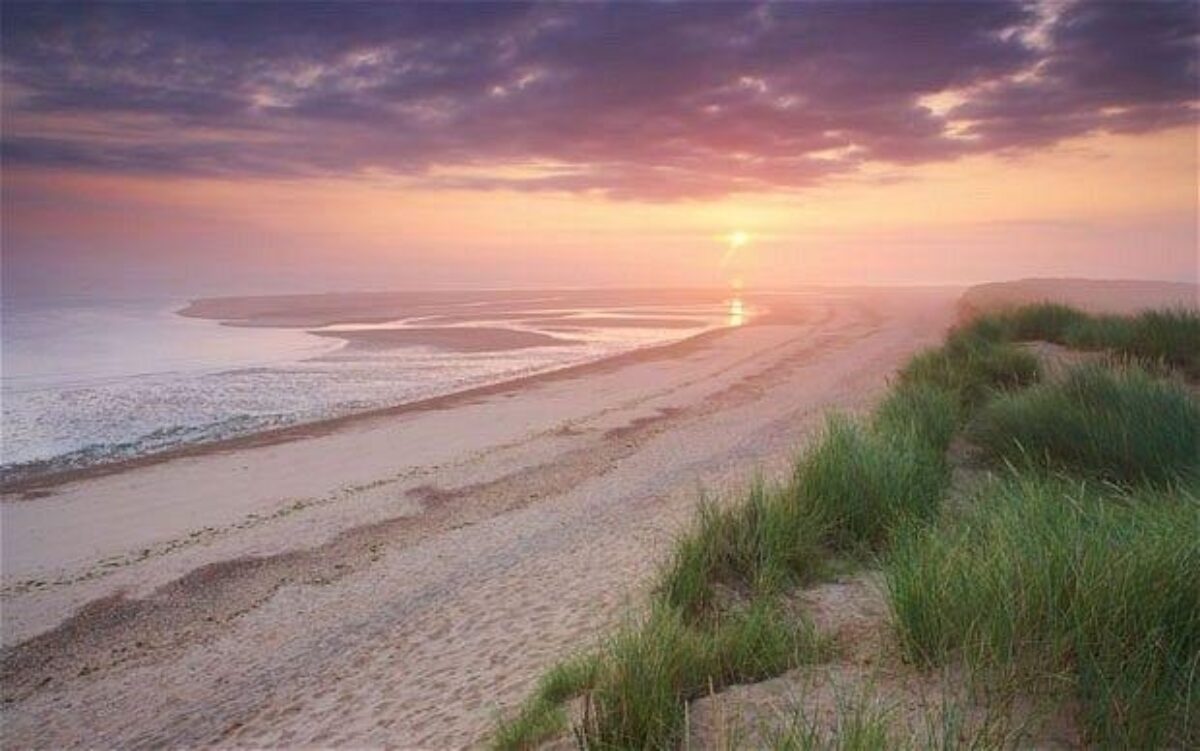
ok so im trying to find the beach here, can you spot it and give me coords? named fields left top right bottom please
left=4, top=2, right=1196, bottom=745
left=0, top=286, right=960, bottom=747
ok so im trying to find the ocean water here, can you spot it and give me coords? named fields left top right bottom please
left=1, top=291, right=738, bottom=480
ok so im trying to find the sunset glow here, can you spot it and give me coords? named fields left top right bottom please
left=1, top=2, right=1196, bottom=294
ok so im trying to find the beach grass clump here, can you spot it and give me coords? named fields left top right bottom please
left=887, top=476, right=1200, bottom=747
left=968, top=363, right=1200, bottom=485
left=494, top=598, right=823, bottom=750
left=658, top=482, right=826, bottom=617
left=972, top=303, right=1199, bottom=377
left=1060, top=313, right=1135, bottom=351
left=576, top=601, right=821, bottom=749
left=1122, top=308, right=1200, bottom=377
left=491, top=654, right=599, bottom=750
left=873, top=381, right=960, bottom=454
left=491, top=697, right=568, bottom=751
left=899, top=339, right=1039, bottom=409
left=793, top=416, right=948, bottom=552
left=997, top=302, right=1088, bottom=343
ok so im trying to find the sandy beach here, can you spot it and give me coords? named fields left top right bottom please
left=0, top=286, right=961, bottom=748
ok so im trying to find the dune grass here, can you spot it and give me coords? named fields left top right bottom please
left=499, top=410, right=952, bottom=748
left=968, top=363, right=1200, bottom=485
left=494, top=602, right=825, bottom=750
left=793, top=416, right=948, bottom=552
left=887, top=475, right=1200, bottom=747
left=581, top=602, right=823, bottom=749
left=980, top=302, right=1200, bottom=377
left=898, top=336, right=1040, bottom=409
left=1122, top=308, right=1200, bottom=377
left=872, top=382, right=960, bottom=454
left=491, top=654, right=600, bottom=750
left=759, top=680, right=1028, bottom=751
left=766, top=689, right=896, bottom=750
left=658, top=481, right=827, bottom=618
left=660, top=408, right=954, bottom=618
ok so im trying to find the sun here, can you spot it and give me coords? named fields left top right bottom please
left=720, top=230, right=752, bottom=269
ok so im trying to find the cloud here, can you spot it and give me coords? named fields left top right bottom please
left=1, top=0, right=1196, bottom=199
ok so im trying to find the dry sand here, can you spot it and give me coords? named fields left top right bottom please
left=1, top=286, right=960, bottom=748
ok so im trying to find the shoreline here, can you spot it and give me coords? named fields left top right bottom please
left=0, top=325, right=735, bottom=498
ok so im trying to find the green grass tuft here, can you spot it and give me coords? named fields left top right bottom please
left=794, top=416, right=948, bottom=552
left=999, top=302, right=1090, bottom=342
left=968, top=363, right=1200, bottom=485
left=887, top=475, right=1200, bottom=747
left=899, top=339, right=1040, bottom=409
left=490, top=654, right=599, bottom=750
left=873, top=381, right=961, bottom=454
left=491, top=698, right=567, bottom=751
left=971, top=303, right=1199, bottom=378
left=658, top=482, right=826, bottom=617
left=1123, top=308, right=1200, bottom=378
left=578, top=601, right=823, bottom=749
left=767, top=690, right=896, bottom=750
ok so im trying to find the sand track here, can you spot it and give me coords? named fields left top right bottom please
left=1, top=288, right=957, bottom=748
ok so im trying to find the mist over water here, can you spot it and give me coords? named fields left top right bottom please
left=0, top=290, right=739, bottom=477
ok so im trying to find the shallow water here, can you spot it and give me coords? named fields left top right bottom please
left=1, top=291, right=740, bottom=476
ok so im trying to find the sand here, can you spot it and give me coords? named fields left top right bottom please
left=178, top=288, right=743, bottom=328
left=7, top=280, right=1179, bottom=748
left=309, top=326, right=579, bottom=352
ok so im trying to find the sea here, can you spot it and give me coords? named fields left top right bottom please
left=0, top=290, right=743, bottom=481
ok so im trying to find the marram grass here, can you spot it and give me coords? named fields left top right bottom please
left=887, top=475, right=1200, bottom=747
left=793, top=415, right=948, bottom=552
left=658, top=481, right=826, bottom=618
left=975, top=302, right=1200, bottom=378
left=494, top=601, right=824, bottom=750
left=968, top=363, right=1200, bottom=485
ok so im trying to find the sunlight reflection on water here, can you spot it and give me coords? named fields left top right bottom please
left=728, top=297, right=746, bottom=327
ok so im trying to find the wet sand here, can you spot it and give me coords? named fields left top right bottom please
left=309, top=326, right=579, bottom=352
left=178, top=288, right=741, bottom=328
left=3, top=286, right=962, bottom=747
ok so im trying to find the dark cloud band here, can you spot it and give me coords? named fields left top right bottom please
left=2, top=1, right=1196, bottom=198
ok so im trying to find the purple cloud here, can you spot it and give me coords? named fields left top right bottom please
left=1, top=1, right=1196, bottom=199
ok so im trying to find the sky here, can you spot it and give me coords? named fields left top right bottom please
left=2, top=0, right=1197, bottom=297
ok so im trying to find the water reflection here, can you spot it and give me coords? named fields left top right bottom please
left=728, top=297, right=745, bottom=327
